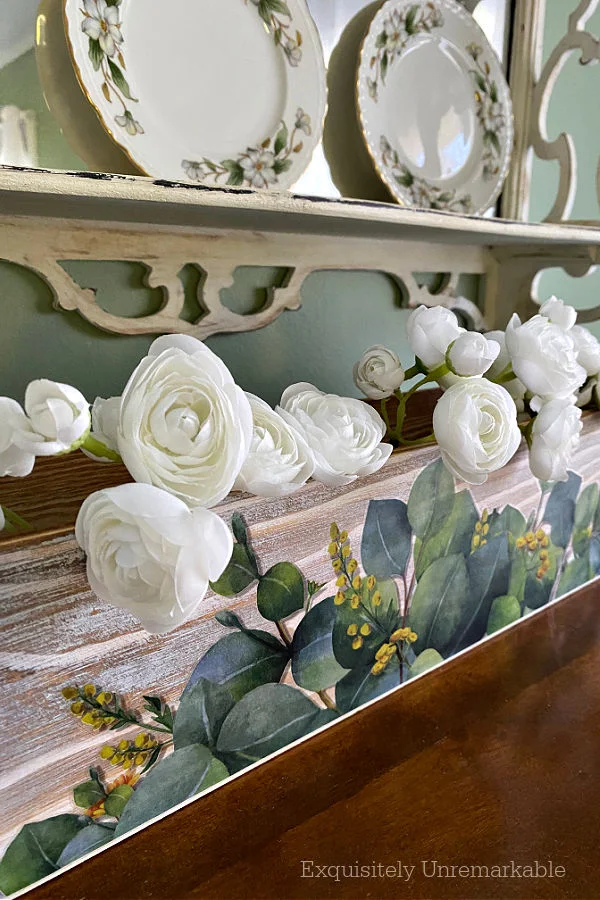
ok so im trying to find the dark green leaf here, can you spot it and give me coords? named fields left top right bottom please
left=0, top=816, right=90, bottom=895
left=88, top=39, right=103, bottom=71
left=381, top=51, right=388, bottom=80
left=524, top=544, right=561, bottom=609
left=217, top=684, right=336, bottom=765
left=415, top=490, right=478, bottom=579
left=183, top=630, right=289, bottom=701
left=274, top=122, right=288, bottom=156
left=257, top=562, right=304, bottom=621
left=408, top=648, right=444, bottom=679
left=544, top=473, right=582, bottom=547
left=57, top=823, right=114, bottom=867
left=407, top=458, right=455, bottom=539
left=488, top=130, right=501, bottom=155
left=489, top=81, right=498, bottom=102
left=375, top=31, right=387, bottom=48
left=405, top=5, right=418, bottom=34
left=291, top=597, right=348, bottom=691
left=487, top=505, right=526, bottom=540
left=266, top=0, right=291, bottom=15
left=73, top=780, right=106, bottom=810
left=575, top=483, right=599, bottom=530
left=210, top=543, right=258, bottom=596
left=114, top=746, right=228, bottom=837
left=215, top=610, right=245, bottom=630
left=407, top=553, right=469, bottom=656
left=557, top=556, right=592, bottom=598
left=450, top=534, right=510, bottom=653
left=361, top=499, right=412, bottom=579
left=107, top=59, right=134, bottom=99
left=336, top=657, right=401, bottom=713
left=332, top=581, right=398, bottom=669
left=174, top=678, right=235, bottom=750
left=104, top=784, right=134, bottom=818
left=142, top=695, right=161, bottom=713
left=224, top=161, right=245, bottom=187
left=231, top=513, right=249, bottom=548
left=258, top=0, right=272, bottom=25
left=486, top=595, right=520, bottom=635
left=474, top=72, right=488, bottom=93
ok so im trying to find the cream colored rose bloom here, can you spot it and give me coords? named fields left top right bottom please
left=117, top=336, right=253, bottom=508
left=277, top=383, right=392, bottom=487
left=234, top=394, right=314, bottom=497
left=75, top=483, right=233, bottom=633
left=433, top=378, right=521, bottom=485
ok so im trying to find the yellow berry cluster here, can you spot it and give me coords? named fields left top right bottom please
left=515, top=529, right=550, bottom=579
left=471, top=509, right=490, bottom=552
left=63, top=684, right=117, bottom=729
left=329, top=523, right=383, bottom=613
left=346, top=621, right=372, bottom=650
left=371, top=628, right=418, bottom=676
left=100, top=733, right=157, bottom=769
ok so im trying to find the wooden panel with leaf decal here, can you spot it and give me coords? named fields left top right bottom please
left=1, top=416, right=600, bottom=894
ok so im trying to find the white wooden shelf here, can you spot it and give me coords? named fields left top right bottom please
left=1, top=166, right=600, bottom=337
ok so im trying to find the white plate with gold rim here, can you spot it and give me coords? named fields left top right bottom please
left=357, top=0, right=513, bottom=213
left=63, top=0, right=326, bottom=189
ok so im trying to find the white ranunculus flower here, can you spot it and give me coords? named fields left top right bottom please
left=432, top=378, right=521, bottom=485
left=82, top=396, right=121, bottom=462
left=529, top=398, right=582, bottom=483
left=277, top=383, right=393, bottom=488
left=353, top=345, right=405, bottom=399
left=505, top=314, right=586, bottom=405
left=15, top=380, right=90, bottom=456
left=81, top=0, right=123, bottom=57
left=484, top=330, right=527, bottom=412
left=539, top=296, right=577, bottom=332
left=118, top=335, right=252, bottom=508
left=406, top=305, right=464, bottom=369
left=75, top=483, right=233, bottom=634
left=234, top=394, right=314, bottom=498
left=446, top=332, right=500, bottom=377
left=570, top=325, right=600, bottom=377
left=0, top=398, right=36, bottom=477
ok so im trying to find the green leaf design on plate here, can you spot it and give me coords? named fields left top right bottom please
left=107, top=59, right=134, bottom=100
left=361, top=499, right=412, bottom=579
left=221, top=160, right=245, bottom=187
left=217, top=683, right=336, bottom=766
left=183, top=630, right=290, bottom=702
left=88, top=38, right=104, bottom=71
left=415, top=490, right=477, bottom=580
left=274, top=121, right=289, bottom=156
left=407, top=553, right=469, bottom=656
left=291, top=597, right=348, bottom=692
left=257, top=561, right=305, bottom=621
left=173, top=678, right=235, bottom=751
left=210, top=543, right=258, bottom=597
left=407, top=458, right=455, bottom=540
left=486, top=595, right=520, bottom=635
left=114, top=745, right=229, bottom=837
left=543, top=472, right=582, bottom=548
left=335, top=656, right=401, bottom=713
left=0, top=815, right=91, bottom=895
left=57, top=823, right=115, bottom=868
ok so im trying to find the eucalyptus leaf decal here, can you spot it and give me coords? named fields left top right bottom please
left=183, top=630, right=289, bottom=702
left=361, top=499, right=412, bottom=579
left=415, top=490, right=477, bottom=579
left=557, top=556, right=592, bottom=598
left=257, top=562, right=305, bottom=621
left=408, top=648, right=444, bottom=679
left=217, top=684, right=337, bottom=765
left=544, top=472, right=582, bottom=548
left=210, top=543, right=258, bottom=597
left=407, top=458, right=455, bottom=539
left=114, top=746, right=229, bottom=837
left=336, top=657, right=401, bottom=713
left=407, top=553, right=469, bottom=656
left=291, top=598, right=348, bottom=692
left=486, top=595, right=520, bottom=635
left=174, top=678, right=235, bottom=751
left=57, top=823, right=115, bottom=868
left=0, top=816, right=91, bottom=895
left=450, top=534, right=510, bottom=653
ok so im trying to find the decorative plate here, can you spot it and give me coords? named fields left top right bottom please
left=356, top=0, right=513, bottom=214
left=63, top=0, right=326, bottom=189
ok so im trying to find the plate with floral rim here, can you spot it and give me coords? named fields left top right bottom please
left=63, top=0, right=326, bottom=189
left=356, top=0, right=513, bottom=214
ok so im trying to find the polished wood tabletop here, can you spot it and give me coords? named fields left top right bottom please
left=27, top=576, right=600, bottom=900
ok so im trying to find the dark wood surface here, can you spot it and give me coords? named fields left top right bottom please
left=28, top=578, right=600, bottom=900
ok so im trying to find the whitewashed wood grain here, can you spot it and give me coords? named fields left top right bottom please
left=1, top=419, right=599, bottom=856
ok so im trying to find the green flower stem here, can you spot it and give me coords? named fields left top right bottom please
left=81, top=434, right=122, bottom=463
left=276, top=620, right=292, bottom=646
left=403, top=364, right=422, bottom=381
left=81, top=692, right=173, bottom=735
left=489, top=363, right=516, bottom=384
left=392, top=363, right=448, bottom=443
left=317, top=690, right=337, bottom=711
left=2, top=506, right=32, bottom=532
